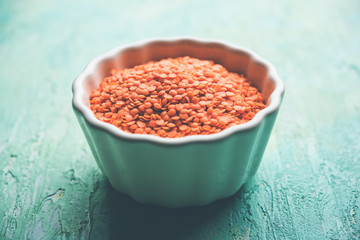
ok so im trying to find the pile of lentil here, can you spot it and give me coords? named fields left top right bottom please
left=89, top=56, right=266, bottom=138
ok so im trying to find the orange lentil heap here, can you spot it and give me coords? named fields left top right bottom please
left=89, top=56, right=266, bottom=138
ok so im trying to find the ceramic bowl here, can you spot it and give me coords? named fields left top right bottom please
left=72, top=38, right=284, bottom=208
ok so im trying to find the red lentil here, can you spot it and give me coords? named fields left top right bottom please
left=89, top=56, right=266, bottom=138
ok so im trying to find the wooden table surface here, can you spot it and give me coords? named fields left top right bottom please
left=1, top=0, right=359, bottom=239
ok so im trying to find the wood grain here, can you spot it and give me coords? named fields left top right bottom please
left=1, top=0, right=359, bottom=239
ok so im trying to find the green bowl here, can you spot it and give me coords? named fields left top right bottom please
left=72, top=38, right=284, bottom=208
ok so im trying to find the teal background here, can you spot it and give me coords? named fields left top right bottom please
left=1, top=0, right=359, bottom=239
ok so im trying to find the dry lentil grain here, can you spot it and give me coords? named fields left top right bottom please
left=89, top=56, right=266, bottom=138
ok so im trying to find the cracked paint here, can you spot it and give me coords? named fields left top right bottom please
left=0, top=0, right=360, bottom=239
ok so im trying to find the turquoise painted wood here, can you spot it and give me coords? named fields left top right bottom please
left=1, top=0, right=359, bottom=239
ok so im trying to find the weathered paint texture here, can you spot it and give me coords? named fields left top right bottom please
left=1, top=0, right=360, bottom=239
